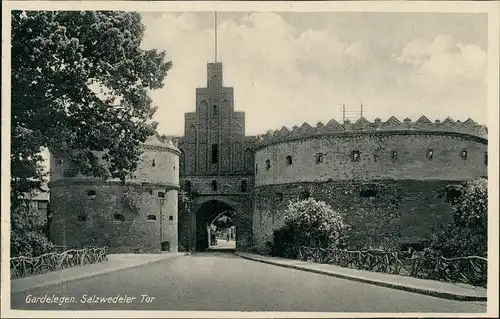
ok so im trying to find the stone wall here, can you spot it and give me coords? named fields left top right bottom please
left=255, top=133, right=487, bottom=186
left=252, top=180, right=460, bottom=252
left=49, top=181, right=179, bottom=253
left=181, top=175, right=254, bottom=195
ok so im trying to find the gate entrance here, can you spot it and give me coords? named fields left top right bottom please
left=195, top=200, right=236, bottom=252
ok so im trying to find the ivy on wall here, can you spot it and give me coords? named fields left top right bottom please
left=122, top=185, right=142, bottom=215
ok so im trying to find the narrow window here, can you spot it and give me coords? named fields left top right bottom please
left=255, top=163, right=258, bottom=173
left=212, top=105, right=217, bottom=116
left=147, top=215, right=156, bottom=221
left=351, top=150, right=360, bottom=162
left=360, top=189, right=377, bottom=198
left=148, top=188, right=153, bottom=195
left=485, top=151, right=488, bottom=166
left=286, top=156, right=292, bottom=166
left=152, top=159, right=156, bottom=167
left=114, top=214, right=125, bottom=222
left=265, top=159, right=271, bottom=170
left=460, top=149, right=467, bottom=160
left=315, top=153, right=324, bottom=164
left=77, top=215, right=87, bottom=222
left=391, top=150, right=398, bottom=162
left=211, top=144, right=219, bottom=164
left=373, top=154, right=378, bottom=162
left=87, top=190, right=97, bottom=200
left=184, top=181, right=192, bottom=192
left=426, top=149, right=434, bottom=160
left=212, top=180, right=217, bottom=191
left=241, top=180, right=248, bottom=192
left=158, top=191, right=165, bottom=198
left=169, top=215, right=174, bottom=221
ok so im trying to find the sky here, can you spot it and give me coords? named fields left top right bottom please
left=139, top=11, right=488, bottom=136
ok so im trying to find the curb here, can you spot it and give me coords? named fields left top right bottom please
left=11, top=254, right=185, bottom=294
left=235, top=253, right=487, bottom=302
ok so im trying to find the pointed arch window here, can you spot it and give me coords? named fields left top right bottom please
left=212, top=105, right=218, bottom=117
left=265, top=159, right=271, bottom=170
left=286, top=156, right=293, bottom=166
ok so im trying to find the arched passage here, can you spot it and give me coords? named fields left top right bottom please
left=194, top=200, right=236, bottom=252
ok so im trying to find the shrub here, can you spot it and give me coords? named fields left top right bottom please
left=428, top=178, right=488, bottom=257
left=271, top=198, right=349, bottom=258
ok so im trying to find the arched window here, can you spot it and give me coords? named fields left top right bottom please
left=212, top=180, right=217, bottom=191
left=86, top=190, right=97, bottom=200
left=460, top=149, right=467, bottom=160
left=169, top=215, right=174, bottom=221
left=351, top=151, right=360, bottom=162
left=241, top=180, right=248, bottom=192
left=212, top=105, right=218, bottom=117
left=265, top=159, right=271, bottom=170
left=426, top=149, right=434, bottom=160
left=244, top=148, right=253, bottom=171
left=152, top=159, right=156, bottom=167
left=147, top=215, right=156, bottom=221
left=315, top=153, right=324, bottom=164
left=114, top=214, right=125, bottom=222
left=187, top=124, right=197, bottom=142
left=286, top=156, right=292, bottom=166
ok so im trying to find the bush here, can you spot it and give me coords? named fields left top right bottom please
left=271, top=198, right=348, bottom=258
left=427, top=178, right=488, bottom=257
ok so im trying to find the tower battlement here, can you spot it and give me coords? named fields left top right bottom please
left=254, top=116, right=487, bottom=147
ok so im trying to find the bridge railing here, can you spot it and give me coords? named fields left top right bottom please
left=298, top=246, right=487, bottom=287
left=10, top=246, right=108, bottom=279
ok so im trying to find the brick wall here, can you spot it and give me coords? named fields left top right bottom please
left=50, top=182, right=179, bottom=253
left=252, top=180, right=460, bottom=252
left=255, top=133, right=487, bottom=186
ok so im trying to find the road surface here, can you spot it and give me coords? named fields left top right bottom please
left=11, top=252, right=487, bottom=312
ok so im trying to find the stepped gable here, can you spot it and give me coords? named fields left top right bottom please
left=381, top=116, right=403, bottom=129
left=353, top=116, right=372, bottom=130
left=299, top=122, right=314, bottom=134
left=323, top=118, right=344, bottom=132
left=415, top=115, right=432, bottom=127
left=277, top=126, right=291, bottom=138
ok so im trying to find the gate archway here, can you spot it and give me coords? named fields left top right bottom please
left=194, top=200, right=236, bottom=252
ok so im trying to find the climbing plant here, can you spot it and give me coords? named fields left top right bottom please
left=122, top=185, right=141, bottom=214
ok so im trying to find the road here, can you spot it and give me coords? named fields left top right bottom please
left=11, top=252, right=487, bottom=312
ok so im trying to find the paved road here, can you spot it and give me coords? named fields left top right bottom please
left=11, top=252, right=487, bottom=312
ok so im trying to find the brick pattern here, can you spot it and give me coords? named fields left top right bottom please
left=252, top=180, right=458, bottom=252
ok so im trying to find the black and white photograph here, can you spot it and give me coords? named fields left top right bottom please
left=2, top=1, right=499, bottom=317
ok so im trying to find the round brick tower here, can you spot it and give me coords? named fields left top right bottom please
left=49, top=134, right=181, bottom=253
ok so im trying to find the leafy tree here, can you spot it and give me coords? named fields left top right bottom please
left=212, top=210, right=235, bottom=229
left=11, top=11, right=171, bottom=256
left=427, top=178, right=488, bottom=257
left=271, top=198, right=349, bottom=257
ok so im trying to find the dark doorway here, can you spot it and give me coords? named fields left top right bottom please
left=195, top=200, right=236, bottom=252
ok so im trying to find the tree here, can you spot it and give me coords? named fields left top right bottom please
left=11, top=11, right=171, bottom=256
left=212, top=210, right=235, bottom=229
left=427, top=178, right=488, bottom=257
left=271, top=198, right=349, bottom=257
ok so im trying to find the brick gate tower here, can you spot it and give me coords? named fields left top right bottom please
left=177, top=62, right=256, bottom=252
